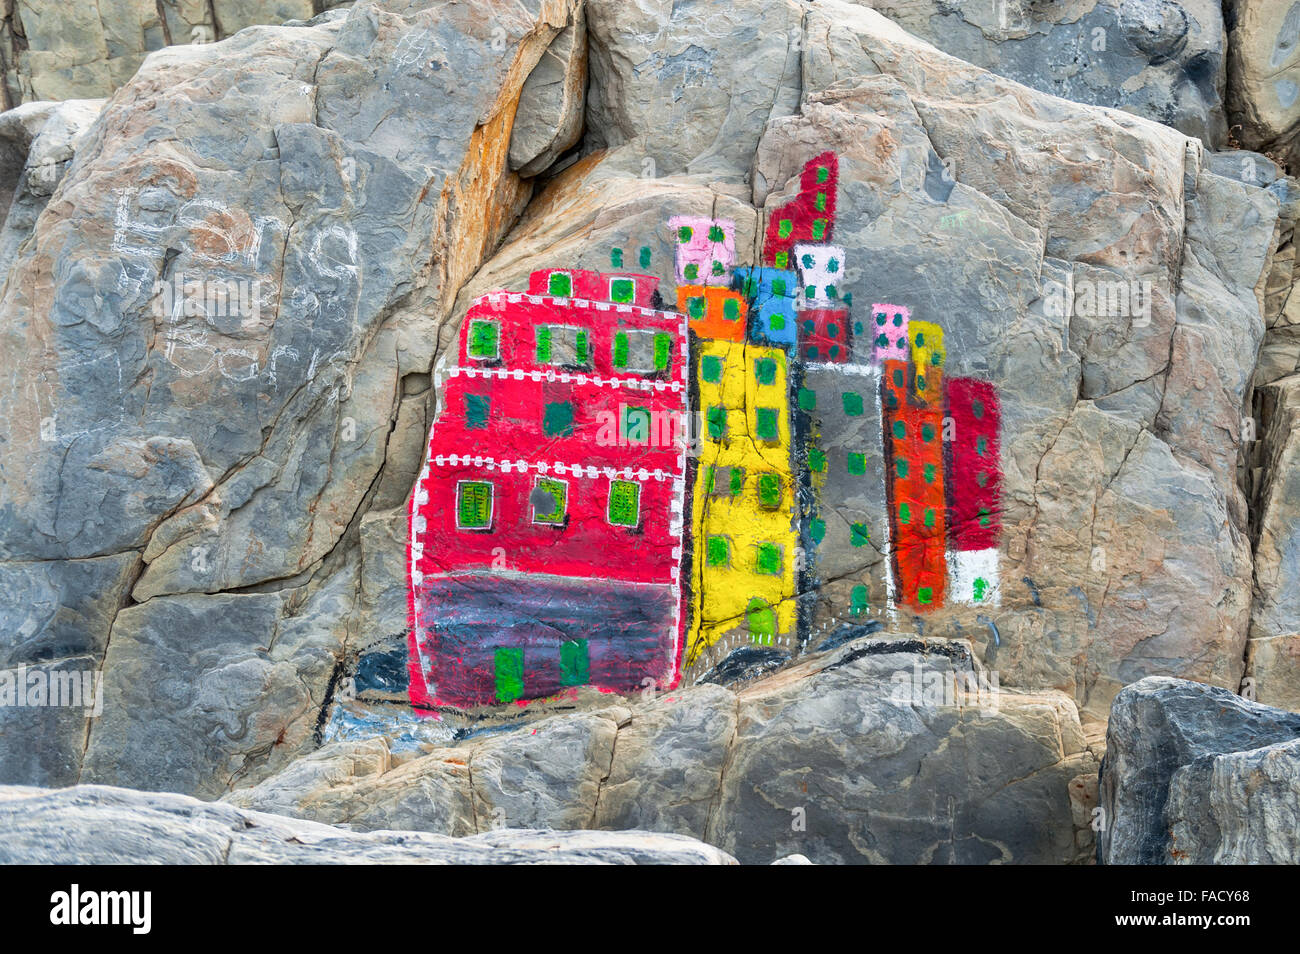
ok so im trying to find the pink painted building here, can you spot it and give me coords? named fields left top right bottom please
left=407, top=269, right=690, bottom=707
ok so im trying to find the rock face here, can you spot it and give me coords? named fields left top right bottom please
left=0, top=0, right=1296, bottom=866
left=0, top=1, right=355, bottom=105
left=1225, top=0, right=1300, bottom=164
left=847, top=0, right=1228, bottom=145
left=1097, top=676, right=1300, bottom=864
left=0, top=784, right=737, bottom=863
left=229, top=636, right=1100, bottom=864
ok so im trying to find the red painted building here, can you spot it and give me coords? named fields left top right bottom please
left=881, top=358, right=948, bottom=610
left=407, top=269, right=690, bottom=707
left=764, top=151, right=839, bottom=270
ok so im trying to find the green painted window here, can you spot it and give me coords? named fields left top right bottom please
left=747, top=598, right=776, bottom=645
left=494, top=648, right=524, bottom=703
left=923, top=508, right=936, bottom=528
left=809, top=517, right=826, bottom=543
left=684, top=263, right=699, bottom=281
left=639, top=247, right=652, bottom=268
left=798, top=387, right=816, bottom=411
left=543, top=401, right=574, bottom=437
left=706, top=535, right=730, bottom=567
left=612, top=331, right=629, bottom=368
left=723, top=297, right=740, bottom=322
left=816, top=165, right=830, bottom=184
left=548, top=272, right=572, bottom=297
left=757, top=473, right=781, bottom=510
left=687, top=296, right=706, bottom=320
left=842, top=392, right=863, bottom=416
left=465, top=393, right=489, bottom=429
left=808, top=447, right=826, bottom=472
left=815, top=192, right=827, bottom=211
left=850, top=585, right=869, bottom=617
left=775, top=251, right=789, bottom=268
left=899, top=502, right=911, bottom=524
left=575, top=329, right=590, bottom=365
left=924, top=463, right=937, bottom=484
left=711, top=260, right=725, bottom=276
left=772, top=279, right=787, bottom=296
left=917, top=586, right=934, bottom=605
left=610, top=278, right=635, bottom=303
left=678, top=225, right=693, bottom=243
left=770, top=314, right=786, bottom=331
left=532, top=477, right=567, bottom=525
left=709, top=224, right=725, bottom=243
left=778, top=219, right=793, bottom=238
left=755, top=543, right=782, bottom=576
left=755, top=407, right=779, bottom=442
left=560, top=639, right=589, bottom=687
left=468, top=320, right=499, bottom=360
left=610, top=248, right=624, bottom=268
left=535, top=326, right=552, bottom=363
left=707, top=405, right=727, bottom=440
left=623, top=405, right=651, bottom=444
left=846, top=452, right=865, bottom=475
left=701, top=354, right=723, bottom=382
left=755, top=358, right=777, bottom=386
left=895, top=458, right=909, bottom=478
left=457, top=481, right=492, bottom=530
left=653, top=333, right=672, bottom=372
left=608, top=480, right=640, bottom=527
left=812, top=219, right=826, bottom=239
left=850, top=523, right=869, bottom=547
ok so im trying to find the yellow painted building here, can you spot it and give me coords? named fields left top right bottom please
left=686, top=337, right=800, bottom=669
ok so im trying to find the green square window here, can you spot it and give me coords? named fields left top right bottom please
left=809, top=517, right=826, bottom=543
left=709, top=224, right=726, bottom=243
left=850, top=584, right=869, bottom=617
left=560, top=639, right=589, bottom=687
left=811, top=218, right=827, bottom=240
left=798, top=387, right=816, bottom=411
left=622, top=405, right=651, bottom=444
left=711, top=260, right=725, bottom=276
left=770, top=314, right=786, bottom=331
left=468, top=320, right=499, bottom=360
left=457, top=480, right=493, bottom=530
left=653, top=332, right=672, bottom=372
left=610, top=278, right=635, bottom=303
left=815, top=192, right=827, bottom=211
left=755, top=407, right=779, bottom=442
left=611, top=248, right=624, bottom=268
left=608, top=480, right=640, bottom=527
left=778, top=219, right=793, bottom=238
left=842, top=392, right=864, bottom=416
left=757, top=473, right=782, bottom=510
left=846, top=452, right=866, bottom=475
left=850, top=523, right=869, bottom=547
left=639, top=247, right=652, bottom=268
left=684, top=263, right=699, bottom=281
left=548, top=272, right=572, bottom=297
left=678, top=225, right=693, bottom=243
left=706, top=535, right=730, bottom=567
left=755, top=543, right=782, bottom=576
left=775, top=251, right=789, bottom=268
left=701, top=354, right=723, bottom=382
left=494, top=647, right=524, bottom=703
left=575, top=329, right=590, bottom=365
left=687, top=296, right=706, bottom=320
left=543, top=401, right=574, bottom=437
left=723, top=297, right=741, bottom=322
left=535, top=326, right=552, bottom=364
left=613, top=331, right=630, bottom=368
left=465, top=393, right=490, bottom=429
left=532, top=478, right=567, bottom=525
left=755, top=358, right=776, bottom=386
left=808, top=447, right=826, bottom=472
left=771, top=278, right=788, bottom=297
left=707, top=405, right=728, bottom=440
left=816, top=165, right=831, bottom=184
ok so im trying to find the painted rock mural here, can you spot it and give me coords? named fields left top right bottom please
left=408, top=152, right=1002, bottom=706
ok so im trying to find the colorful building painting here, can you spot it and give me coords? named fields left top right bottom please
left=407, top=150, right=1008, bottom=708
left=686, top=336, right=800, bottom=666
left=407, top=267, right=689, bottom=707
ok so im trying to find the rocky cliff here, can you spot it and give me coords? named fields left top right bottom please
left=0, top=0, right=1297, bottom=864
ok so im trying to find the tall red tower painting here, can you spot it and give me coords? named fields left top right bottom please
left=407, top=267, right=689, bottom=707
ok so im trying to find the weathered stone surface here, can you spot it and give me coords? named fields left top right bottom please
left=509, top=5, right=586, bottom=178
left=230, top=637, right=1096, bottom=864
left=1166, top=736, right=1300, bottom=863
left=1097, top=676, right=1300, bottom=864
left=847, top=0, right=1227, bottom=144
left=1245, top=634, right=1300, bottom=710
left=0, top=783, right=736, bottom=864
left=1225, top=1, right=1300, bottom=164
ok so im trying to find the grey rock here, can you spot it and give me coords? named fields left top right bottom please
left=510, top=6, right=586, bottom=178
left=1097, top=676, right=1300, bottom=864
left=1167, top=737, right=1300, bottom=863
left=230, top=637, right=1097, bottom=864
left=1224, top=1, right=1300, bottom=166
left=846, top=0, right=1227, bottom=144
left=0, top=783, right=736, bottom=864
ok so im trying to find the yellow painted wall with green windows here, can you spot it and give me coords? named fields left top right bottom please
left=686, top=338, right=799, bottom=669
